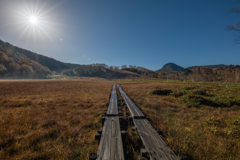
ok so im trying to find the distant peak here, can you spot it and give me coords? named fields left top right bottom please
left=161, top=62, right=184, bottom=71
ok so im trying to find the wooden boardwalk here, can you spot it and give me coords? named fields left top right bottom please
left=118, top=84, right=178, bottom=160
left=97, top=84, right=124, bottom=160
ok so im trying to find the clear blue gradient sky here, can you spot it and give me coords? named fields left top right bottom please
left=0, top=0, right=239, bottom=70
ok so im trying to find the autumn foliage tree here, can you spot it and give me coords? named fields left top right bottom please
left=0, top=64, right=7, bottom=75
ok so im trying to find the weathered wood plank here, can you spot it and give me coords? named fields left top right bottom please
left=134, top=119, right=178, bottom=160
left=97, top=116, right=124, bottom=160
left=107, top=84, right=118, bottom=115
left=118, top=84, right=178, bottom=160
left=118, top=84, right=145, bottom=118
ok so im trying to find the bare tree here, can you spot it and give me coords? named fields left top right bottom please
left=226, top=0, right=240, bottom=43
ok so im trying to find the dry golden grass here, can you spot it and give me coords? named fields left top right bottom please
left=120, top=82, right=240, bottom=160
left=1, top=80, right=239, bottom=159
left=0, top=80, right=114, bottom=160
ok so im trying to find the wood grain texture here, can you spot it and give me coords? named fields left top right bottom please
left=97, top=116, right=124, bottom=160
left=134, top=119, right=178, bottom=160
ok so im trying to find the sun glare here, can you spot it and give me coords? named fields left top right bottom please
left=29, top=16, right=38, bottom=24
left=13, top=1, right=61, bottom=43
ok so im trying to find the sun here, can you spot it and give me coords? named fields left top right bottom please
left=13, top=1, right=61, bottom=43
left=29, top=16, right=38, bottom=24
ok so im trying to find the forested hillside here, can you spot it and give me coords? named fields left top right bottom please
left=157, top=65, right=240, bottom=83
left=0, top=40, right=51, bottom=78
left=13, top=45, right=70, bottom=73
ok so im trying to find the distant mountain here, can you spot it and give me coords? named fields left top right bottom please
left=162, top=62, right=184, bottom=71
left=156, top=62, right=184, bottom=73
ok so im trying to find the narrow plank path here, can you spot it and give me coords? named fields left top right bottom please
left=97, top=84, right=124, bottom=160
left=106, top=84, right=118, bottom=116
left=118, top=84, right=178, bottom=160
left=118, top=84, right=145, bottom=118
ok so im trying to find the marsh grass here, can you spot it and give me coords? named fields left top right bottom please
left=148, top=83, right=240, bottom=108
left=0, top=80, right=114, bottom=160
left=120, top=82, right=240, bottom=160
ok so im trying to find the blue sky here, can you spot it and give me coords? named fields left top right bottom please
left=0, top=0, right=239, bottom=70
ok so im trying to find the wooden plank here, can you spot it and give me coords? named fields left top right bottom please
left=107, top=84, right=118, bottom=115
left=117, top=84, right=178, bottom=160
left=118, top=84, right=145, bottom=118
left=134, top=119, right=178, bottom=160
left=124, top=96, right=145, bottom=118
left=97, top=116, right=124, bottom=160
